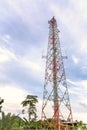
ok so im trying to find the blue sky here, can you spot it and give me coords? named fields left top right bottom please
left=0, top=0, right=87, bottom=123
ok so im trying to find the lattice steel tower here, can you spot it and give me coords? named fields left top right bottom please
left=41, top=17, right=73, bottom=130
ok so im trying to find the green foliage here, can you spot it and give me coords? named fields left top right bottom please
left=2, top=95, right=87, bottom=130
left=1, top=112, right=87, bottom=130
left=22, top=118, right=41, bottom=130
left=0, top=95, right=39, bottom=130
left=0, top=112, right=24, bottom=130
left=74, top=120, right=87, bottom=130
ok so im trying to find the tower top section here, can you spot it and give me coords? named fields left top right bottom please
left=48, top=17, right=56, bottom=25
left=48, top=17, right=60, bottom=32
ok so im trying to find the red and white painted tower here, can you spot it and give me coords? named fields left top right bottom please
left=41, top=17, right=73, bottom=130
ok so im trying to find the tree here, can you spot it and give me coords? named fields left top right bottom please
left=74, top=120, right=87, bottom=130
left=0, top=97, right=4, bottom=112
left=21, top=95, right=38, bottom=122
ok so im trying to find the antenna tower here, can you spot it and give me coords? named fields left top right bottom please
left=41, top=17, right=73, bottom=130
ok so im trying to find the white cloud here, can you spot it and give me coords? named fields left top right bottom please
left=72, top=55, right=79, bottom=64
left=71, top=0, right=87, bottom=20
left=67, top=79, right=87, bottom=122
left=1, top=34, right=11, bottom=43
left=79, top=41, right=87, bottom=53
left=36, top=100, right=42, bottom=119
left=0, top=84, right=28, bottom=115
left=50, top=1, right=87, bottom=54
left=0, top=47, right=17, bottom=62
left=0, top=84, right=43, bottom=119
left=73, top=112, right=87, bottom=124
left=21, top=57, right=43, bottom=73
left=69, top=79, right=87, bottom=100
left=4, top=0, right=46, bottom=33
